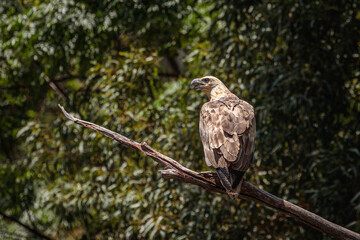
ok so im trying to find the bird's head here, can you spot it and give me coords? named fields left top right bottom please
left=190, top=76, right=222, bottom=91
left=190, top=76, right=229, bottom=100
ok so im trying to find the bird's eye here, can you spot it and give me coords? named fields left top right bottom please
left=203, top=78, right=210, bottom=83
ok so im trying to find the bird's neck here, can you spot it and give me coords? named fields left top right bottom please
left=207, top=86, right=231, bottom=101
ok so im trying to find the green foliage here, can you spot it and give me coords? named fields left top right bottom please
left=1, top=0, right=359, bottom=239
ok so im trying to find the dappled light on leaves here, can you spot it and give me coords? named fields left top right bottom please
left=0, top=0, right=359, bottom=239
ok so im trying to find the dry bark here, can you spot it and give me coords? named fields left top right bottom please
left=58, top=104, right=360, bottom=240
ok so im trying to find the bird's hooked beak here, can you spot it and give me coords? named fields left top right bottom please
left=190, top=78, right=205, bottom=90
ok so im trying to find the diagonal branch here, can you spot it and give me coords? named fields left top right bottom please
left=58, top=104, right=360, bottom=240
left=0, top=211, right=52, bottom=240
left=45, top=76, right=68, bottom=100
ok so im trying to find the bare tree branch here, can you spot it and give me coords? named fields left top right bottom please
left=0, top=211, right=52, bottom=240
left=45, top=76, right=67, bottom=100
left=58, top=104, right=360, bottom=240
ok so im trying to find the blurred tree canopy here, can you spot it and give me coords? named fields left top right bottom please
left=1, top=0, right=359, bottom=239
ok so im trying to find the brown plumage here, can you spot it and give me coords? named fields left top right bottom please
left=191, top=76, right=256, bottom=197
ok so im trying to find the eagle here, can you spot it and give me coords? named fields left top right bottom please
left=191, top=76, right=256, bottom=197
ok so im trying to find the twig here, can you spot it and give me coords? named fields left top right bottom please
left=58, top=104, right=360, bottom=240
left=0, top=211, right=52, bottom=240
left=45, top=76, right=67, bottom=100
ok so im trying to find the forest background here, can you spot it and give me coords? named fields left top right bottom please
left=1, top=0, right=359, bottom=239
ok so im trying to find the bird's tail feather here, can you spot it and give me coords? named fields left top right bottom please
left=216, top=168, right=246, bottom=195
left=231, top=170, right=245, bottom=194
left=215, top=168, right=232, bottom=192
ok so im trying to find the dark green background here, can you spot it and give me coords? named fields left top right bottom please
left=1, top=0, right=359, bottom=239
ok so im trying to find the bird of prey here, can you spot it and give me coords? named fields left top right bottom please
left=191, top=76, right=256, bottom=197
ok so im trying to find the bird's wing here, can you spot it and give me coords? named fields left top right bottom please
left=199, top=102, right=221, bottom=167
left=199, top=97, right=255, bottom=171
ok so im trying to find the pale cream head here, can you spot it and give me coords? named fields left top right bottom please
left=190, top=76, right=230, bottom=101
